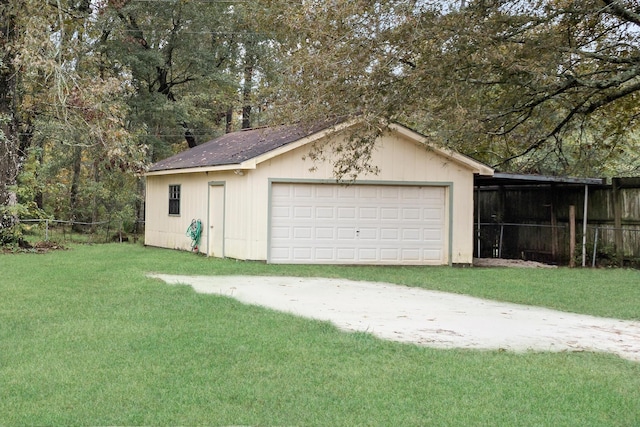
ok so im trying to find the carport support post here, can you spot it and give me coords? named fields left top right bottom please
left=569, top=205, right=576, bottom=268
left=612, top=178, right=624, bottom=267
left=476, top=186, right=481, bottom=257
left=582, top=185, right=588, bottom=267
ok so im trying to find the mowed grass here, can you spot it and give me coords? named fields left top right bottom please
left=1, top=244, right=639, bottom=426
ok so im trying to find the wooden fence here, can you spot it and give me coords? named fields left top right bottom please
left=475, top=178, right=640, bottom=267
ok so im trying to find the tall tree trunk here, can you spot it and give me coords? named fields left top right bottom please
left=242, top=40, right=256, bottom=130
left=70, top=145, right=83, bottom=228
left=242, top=64, right=254, bottom=130
left=91, top=159, right=101, bottom=232
left=225, top=107, right=233, bottom=134
left=0, top=1, right=21, bottom=243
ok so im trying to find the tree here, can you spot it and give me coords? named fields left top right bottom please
left=1, top=0, right=146, bottom=244
left=98, top=0, right=280, bottom=160
left=264, top=0, right=640, bottom=177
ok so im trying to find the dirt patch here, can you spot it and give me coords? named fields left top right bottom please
left=1, top=240, right=66, bottom=254
left=32, top=241, right=66, bottom=252
left=474, top=258, right=557, bottom=268
left=149, top=274, right=640, bottom=362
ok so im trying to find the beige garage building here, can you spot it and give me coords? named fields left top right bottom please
left=144, top=120, right=493, bottom=265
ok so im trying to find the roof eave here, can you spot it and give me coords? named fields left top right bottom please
left=388, top=123, right=494, bottom=176
left=144, top=161, right=257, bottom=177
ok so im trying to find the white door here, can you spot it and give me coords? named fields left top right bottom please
left=208, top=184, right=225, bottom=257
left=269, top=183, right=447, bottom=265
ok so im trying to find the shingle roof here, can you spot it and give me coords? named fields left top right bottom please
left=148, top=122, right=335, bottom=172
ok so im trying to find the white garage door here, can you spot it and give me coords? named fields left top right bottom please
left=269, top=183, right=447, bottom=264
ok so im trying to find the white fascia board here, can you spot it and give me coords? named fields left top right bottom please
left=388, top=123, right=494, bottom=176
left=144, top=163, right=253, bottom=177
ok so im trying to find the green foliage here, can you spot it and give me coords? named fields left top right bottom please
left=265, top=0, right=640, bottom=177
left=5, top=0, right=640, bottom=248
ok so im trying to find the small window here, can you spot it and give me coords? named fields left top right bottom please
left=169, top=185, right=181, bottom=215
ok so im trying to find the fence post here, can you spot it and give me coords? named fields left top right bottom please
left=45, top=219, right=49, bottom=242
left=592, top=226, right=599, bottom=268
left=612, top=178, right=624, bottom=266
left=550, top=203, right=558, bottom=261
left=569, top=205, right=576, bottom=268
left=582, top=185, right=589, bottom=267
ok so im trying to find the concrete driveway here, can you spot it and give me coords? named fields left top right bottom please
left=149, top=274, right=640, bottom=362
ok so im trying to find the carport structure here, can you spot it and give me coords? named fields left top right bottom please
left=474, top=172, right=607, bottom=266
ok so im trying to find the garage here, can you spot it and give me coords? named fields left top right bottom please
left=269, top=182, right=448, bottom=264
left=145, top=120, right=492, bottom=265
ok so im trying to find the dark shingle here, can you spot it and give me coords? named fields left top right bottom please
left=148, top=122, right=335, bottom=172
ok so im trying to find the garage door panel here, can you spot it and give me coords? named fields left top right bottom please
left=271, top=206, right=291, bottom=219
left=424, top=228, right=443, bottom=241
left=337, top=247, right=356, bottom=261
left=358, top=248, right=378, bottom=260
left=294, top=185, right=313, bottom=198
left=401, top=187, right=421, bottom=199
left=293, top=206, right=313, bottom=218
left=270, top=183, right=447, bottom=265
left=402, top=208, right=421, bottom=220
left=381, top=187, right=400, bottom=199
left=401, top=228, right=422, bottom=240
left=358, top=207, right=378, bottom=220
left=337, top=207, right=356, bottom=218
left=271, top=227, right=291, bottom=239
left=316, top=206, right=335, bottom=219
left=336, top=227, right=356, bottom=239
left=271, top=247, right=290, bottom=259
left=272, top=184, right=292, bottom=198
left=293, top=227, right=312, bottom=239
left=380, top=208, right=400, bottom=220
left=423, top=249, right=443, bottom=260
left=315, top=227, right=335, bottom=239
left=293, top=247, right=312, bottom=260
left=424, top=207, right=444, bottom=220
left=338, top=186, right=357, bottom=198
left=315, top=186, right=335, bottom=198
left=358, top=228, right=378, bottom=240
left=314, top=247, right=335, bottom=260
left=380, top=248, right=400, bottom=261
left=380, top=228, right=400, bottom=240
left=359, top=186, right=378, bottom=198
left=401, top=249, right=421, bottom=261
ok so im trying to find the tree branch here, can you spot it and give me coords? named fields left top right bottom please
left=492, top=95, right=593, bottom=168
left=601, top=0, right=640, bottom=26
left=580, top=78, right=640, bottom=114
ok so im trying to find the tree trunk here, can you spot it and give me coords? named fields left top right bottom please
left=242, top=64, right=254, bottom=129
left=70, top=145, right=83, bottom=225
left=0, top=1, right=21, bottom=243
left=242, top=40, right=256, bottom=130
left=69, top=146, right=82, bottom=231
left=225, top=107, right=233, bottom=134
left=91, top=159, right=101, bottom=232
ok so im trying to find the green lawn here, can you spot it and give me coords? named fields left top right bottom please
left=1, top=244, right=639, bottom=426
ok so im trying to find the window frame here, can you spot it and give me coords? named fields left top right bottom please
left=168, top=184, right=181, bottom=216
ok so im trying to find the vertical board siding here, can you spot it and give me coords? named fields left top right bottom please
left=146, top=128, right=481, bottom=264
left=476, top=184, right=640, bottom=265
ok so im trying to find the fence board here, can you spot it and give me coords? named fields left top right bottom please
left=476, top=182, right=640, bottom=267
